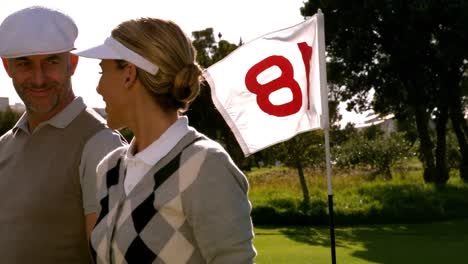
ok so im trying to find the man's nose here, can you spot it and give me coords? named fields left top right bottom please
left=31, top=66, right=46, bottom=87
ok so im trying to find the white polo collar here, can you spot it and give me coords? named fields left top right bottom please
left=15, top=97, right=86, bottom=133
left=125, top=116, right=192, bottom=166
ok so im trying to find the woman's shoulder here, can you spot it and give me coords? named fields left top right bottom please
left=180, top=131, right=249, bottom=195
left=181, top=132, right=238, bottom=169
left=186, top=131, right=227, bottom=156
left=96, top=145, right=127, bottom=176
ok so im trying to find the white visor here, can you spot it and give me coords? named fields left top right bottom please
left=75, top=37, right=159, bottom=75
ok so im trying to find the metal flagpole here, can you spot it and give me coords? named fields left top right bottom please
left=317, top=9, right=337, bottom=264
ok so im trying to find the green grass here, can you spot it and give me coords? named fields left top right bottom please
left=247, top=163, right=468, bottom=225
left=254, top=218, right=468, bottom=264
left=247, top=160, right=468, bottom=262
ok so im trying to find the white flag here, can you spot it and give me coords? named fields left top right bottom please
left=204, top=13, right=327, bottom=156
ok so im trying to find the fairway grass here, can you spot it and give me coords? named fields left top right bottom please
left=254, top=218, right=468, bottom=263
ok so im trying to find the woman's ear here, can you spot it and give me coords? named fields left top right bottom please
left=124, top=64, right=138, bottom=89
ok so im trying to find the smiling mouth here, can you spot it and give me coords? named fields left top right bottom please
left=26, top=88, right=51, bottom=97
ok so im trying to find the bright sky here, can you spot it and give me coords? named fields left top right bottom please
left=0, top=0, right=366, bottom=126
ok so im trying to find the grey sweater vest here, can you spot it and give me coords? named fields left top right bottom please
left=0, top=108, right=106, bottom=263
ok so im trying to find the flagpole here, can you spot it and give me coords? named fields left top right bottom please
left=317, top=9, right=336, bottom=264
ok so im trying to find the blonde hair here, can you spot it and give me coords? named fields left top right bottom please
left=112, top=18, right=201, bottom=112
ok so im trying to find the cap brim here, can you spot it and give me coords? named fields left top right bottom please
left=1, top=47, right=76, bottom=59
left=74, top=44, right=121, bottom=59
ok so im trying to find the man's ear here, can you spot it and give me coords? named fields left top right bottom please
left=2, top=58, right=12, bottom=77
left=70, top=54, right=79, bottom=75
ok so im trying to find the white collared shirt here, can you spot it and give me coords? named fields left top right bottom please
left=124, top=116, right=191, bottom=195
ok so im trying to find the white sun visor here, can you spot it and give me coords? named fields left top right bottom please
left=75, top=36, right=159, bottom=75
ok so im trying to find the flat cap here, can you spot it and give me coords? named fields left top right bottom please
left=0, top=6, right=78, bottom=58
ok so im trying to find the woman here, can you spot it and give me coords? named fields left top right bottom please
left=76, top=18, right=256, bottom=263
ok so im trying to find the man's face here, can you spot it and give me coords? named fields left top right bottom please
left=6, top=53, right=76, bottom=114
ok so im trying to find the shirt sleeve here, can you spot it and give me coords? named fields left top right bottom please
left=183, top=149, right=257, bottom=263
left=79, top=129, right=127, bottom=215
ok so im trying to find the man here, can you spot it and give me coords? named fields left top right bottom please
left=0, top=6, right=125, bottom=263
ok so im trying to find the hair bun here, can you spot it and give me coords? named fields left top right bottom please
left=172, top=63, right=202, bottom=103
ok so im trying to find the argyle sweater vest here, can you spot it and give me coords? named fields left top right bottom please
left=91, top=130, right=256, bottom=264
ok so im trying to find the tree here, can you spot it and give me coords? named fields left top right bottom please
left=119, top=128, right=133, bottom=143
left=335, top=129, right=412, bottom=180
left=0, top=107, right=21, bottom=136
left=191, top=28, right=217, bottom=68
left=273, top=131, right=326, bottom=206
left=188, top=28, right=253, bottom=169
left=301, top=0, right=468, bottom=184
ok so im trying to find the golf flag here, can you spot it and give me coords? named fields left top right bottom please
left=204, top=12, right=327, bottom=156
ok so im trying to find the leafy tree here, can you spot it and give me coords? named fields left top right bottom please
left=301, top=0, right=468, bottom=184
left=191, top=28, right=217, bottom=68
left=0, top=107, right=21, bottom=136
left=273, top=131, right=326, bottom=206
left=119, top=128, right=133, bottom=143
left=188, top=28, right=254, bottom=169
left=331, top=123, right=358, bottom=146
left=335, top=129, right=413, bottom=180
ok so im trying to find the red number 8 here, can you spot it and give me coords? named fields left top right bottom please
left=245, top=55, right=302, bottom=117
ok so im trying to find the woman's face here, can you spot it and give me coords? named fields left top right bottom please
left=97, top=59, right=131, bottom=129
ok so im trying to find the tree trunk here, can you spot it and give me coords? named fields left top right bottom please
left=451, top=114, right=468, bottom=182
left=295, top=158, right=310, bottom=206
left=448, top=92, right=468, bottom=182
left=405, top=73, right=437, bottom=183
left=445, top=63, right=468, bottom=182
left=414, top=105, right=437, bottom=182
left=434, top=105, right=449, bottom=184
left=384, top=166, right=392, bottom=180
